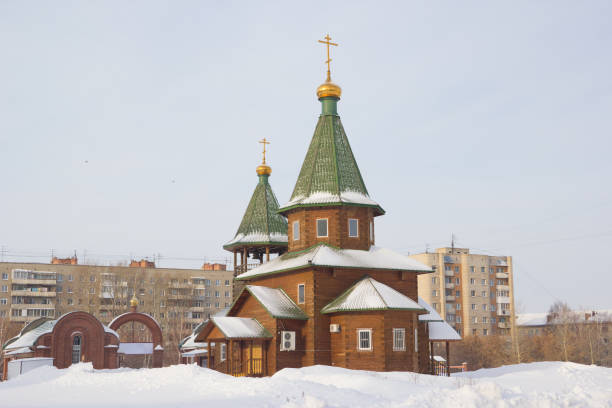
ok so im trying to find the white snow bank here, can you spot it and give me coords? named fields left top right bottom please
left=1, top=361, right=611, bottom=407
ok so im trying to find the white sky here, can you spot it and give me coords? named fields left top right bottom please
left=0, top=1, right=611, bottom=312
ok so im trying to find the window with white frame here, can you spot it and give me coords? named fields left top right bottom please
left=348, top=218, right=358, bottom=237
left=1, top=285, right=7, bottom=293
left=316, top=219, right=328, bottom=237
left=1, top=273, right=7, bottom=280
left=357, top=329, right=372, bottom=351
left=393, top=328, right=405, bottom=351
left=414, top=328, right=418, bottom=352
left=432, top=289, right=437, bottom=297
left=293, top=220, right=300, bottom=241
left=220, top=343, right=226, bottom=361
left=0, top=298, right=7, bottom=305
left=297, top=284, right=305, bottom=304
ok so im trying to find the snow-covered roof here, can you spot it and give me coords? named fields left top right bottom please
left=118, top=343, right=154, bottom=355
left=281, top=191, right=381, bottom=211
left=428, top=321, right=461, bottom=341
left=516, top=310, right=612, bottom=326
left=3, top=318, right=55, bottom=351
left=244, top=285, right=308, bottom=320
left=418, top=297, right=444, bottom=322
left=5, top=347, right=34, bottom=356
left=516, top=313, right=548, bottom=327
left=225, top=232, right=288, bottom=247
left=181, top=349, right=207, bottom=357
left=321, top=276, right=424, bottom=314
left=211, top=317, right=272, bottom=339
left=237, top=244, right=432, bottom=280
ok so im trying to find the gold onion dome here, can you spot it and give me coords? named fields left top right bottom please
left=256, top=164, right=272, bottom=176
left=317, top=80, right=342, bottom=99
left=130, top=295, right=138, bottom=308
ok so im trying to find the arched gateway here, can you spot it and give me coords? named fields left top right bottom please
left=109, top=298, right=164, bottom=368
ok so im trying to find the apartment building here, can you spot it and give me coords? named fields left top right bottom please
left=409, top=247, right=515, bottom=337
left=0, top=259, right=234, bottom=337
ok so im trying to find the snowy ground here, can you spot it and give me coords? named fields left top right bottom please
left=1, top=362, right=611, bottom=408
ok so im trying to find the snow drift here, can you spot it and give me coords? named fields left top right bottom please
left=1, top=361, right=611, bottom=407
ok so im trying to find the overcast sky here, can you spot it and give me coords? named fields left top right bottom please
left=1, top=1, right=611, bottom=312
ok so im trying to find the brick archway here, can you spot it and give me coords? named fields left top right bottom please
left=52, top=311, right=107, bottom=369
left=109, top=312, right=163, bottom=367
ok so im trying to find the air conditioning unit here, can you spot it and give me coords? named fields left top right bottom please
left=329, top=324, right=341, bottom=333
left=280, top=331, right=296, bottom=351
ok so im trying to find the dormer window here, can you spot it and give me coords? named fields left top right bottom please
left=316, top=218, right=328, bottom=237
left=293, top=220, right=300, bottom=241
left=348, top=218, right=358, bottom=237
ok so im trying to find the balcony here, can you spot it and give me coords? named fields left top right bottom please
left=10, top=304, right=54, bottom=309
left=11, top=290, right=56, bottom=297
left=445, top=306, right=455, bottom=314
left=167, top=294, right=192, bottom=300
left=11, top=278, right=56, bottom=285
left=497, top=296, right=510, bottom=304
left=10, top=308, right=55, bottom=322
left=498, top=322, right=511, bottom=329
left=497, top=309, right=511, bottom=316
left=496, top=272, right=509, bottom=279
left=444, top=270, right=454, bottom=277
left=496, top=284, right=509, bottom=291
left=445, top=295, right=455, bottom=302
left=168, top=282, right=192, bottom=289
left=445, top=282, right=455, bottom=289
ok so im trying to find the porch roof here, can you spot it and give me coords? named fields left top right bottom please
left=428, top=321, right=461, bottom=342
left=201, top=317, right=273, bottom=340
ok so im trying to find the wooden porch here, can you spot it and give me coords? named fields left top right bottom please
left=208, top=338, right=268, bottom=377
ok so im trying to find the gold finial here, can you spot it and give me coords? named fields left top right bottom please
left=318, top=34, right=338, bottom=82
left=256, top=138, right=272, bottom=176
left=317, top=34, right=342, bottom=99
left=130, top=295, right=138, bottom=310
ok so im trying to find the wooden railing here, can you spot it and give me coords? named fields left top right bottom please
left=248, top=358, right=263, bottom=376
left=432, top=361, right=468, bottom=376
left=227, top=358, right=263, bottom=377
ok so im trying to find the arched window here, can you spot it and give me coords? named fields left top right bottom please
left=72, top=335, right=82, bottom=364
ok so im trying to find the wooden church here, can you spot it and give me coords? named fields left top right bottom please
left=196, top=36, right=437, bottom=376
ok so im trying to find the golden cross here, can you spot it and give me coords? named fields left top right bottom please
left=259, top=138, right=270, bottom=164
left=318, top=34, right=338, bottom=82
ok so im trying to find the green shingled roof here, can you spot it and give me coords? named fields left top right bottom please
left=279, top=101, right=384, bottom=215
left=223, top=174, right=288, bottom=250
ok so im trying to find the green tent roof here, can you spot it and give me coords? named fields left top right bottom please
left=278, top=101, right=384, bottom=215
left=223, top=174, right=288, bottom=250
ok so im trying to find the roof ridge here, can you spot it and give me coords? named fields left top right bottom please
left=367, top=277, right=389, bottom=309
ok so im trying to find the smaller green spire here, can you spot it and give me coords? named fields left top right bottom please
left=223, top=169, right=288, bottom=251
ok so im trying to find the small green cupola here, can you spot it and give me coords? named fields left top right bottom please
left=224, top=139, right=288, bottom=272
